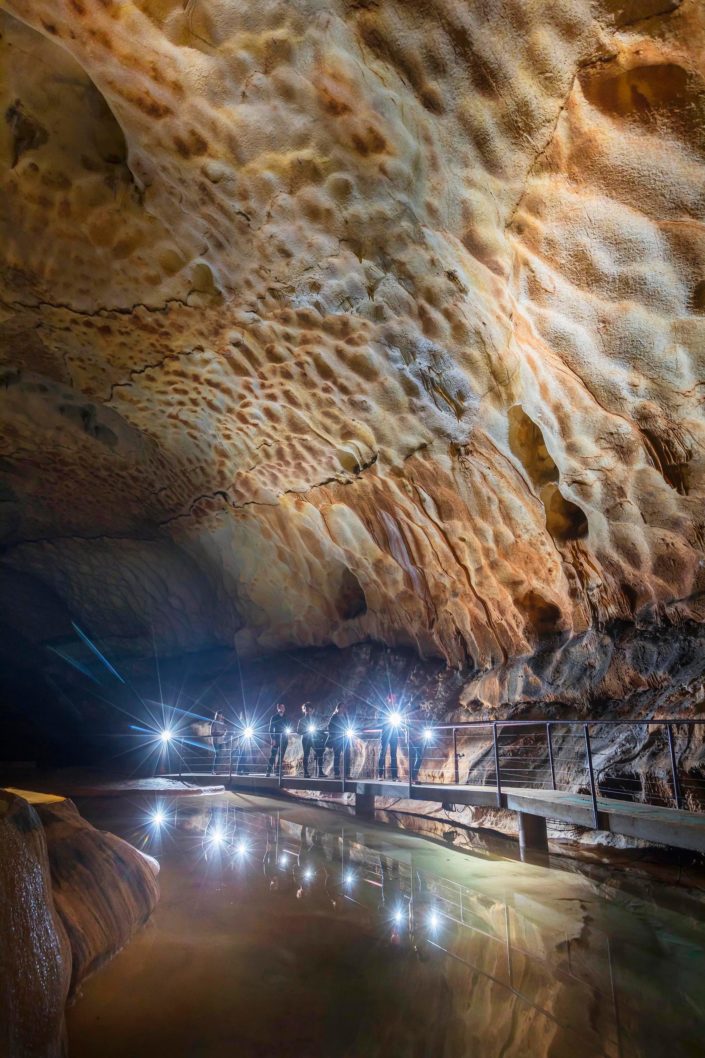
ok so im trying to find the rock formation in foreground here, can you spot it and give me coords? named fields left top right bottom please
left=0, top=790, right=159, bottom=1057
left=0, top=1, right=704, bottom=736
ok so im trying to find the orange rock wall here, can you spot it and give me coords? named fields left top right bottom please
left=1, top=1, right=703, bottom=674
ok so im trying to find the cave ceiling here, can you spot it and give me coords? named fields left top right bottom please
left=1, top=0, right=704, bottom=680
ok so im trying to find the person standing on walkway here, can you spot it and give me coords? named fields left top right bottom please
left=407, top=701, right=431, bottom=783
left=298, top=702, right=325, bottom=778
left=326, top=702, right=351, bottom=779
left=210, top=710, right=228, bottom=774
left=377, top=694, right=405, bottom=780
left=266, top=702, right=289, bottom=777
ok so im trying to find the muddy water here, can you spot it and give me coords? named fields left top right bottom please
left=66, top=793, right=704, bottom=1058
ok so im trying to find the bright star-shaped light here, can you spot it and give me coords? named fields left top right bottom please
left=345, top=726, right=355, bottom=738
left=243, top=725, right=254, bottom=739
left=160, top=728, right=173, bottom=743
left=389, top=712, right=402, bottom=727
left=307, top=724, right=316, bottom=735
left=210, top=826, right=226, bottom=846
left=151, top=809, right=166, bottom=827
left=428, top=911, right=440, bottom=931
left=423, top=727, right=434, bottom=741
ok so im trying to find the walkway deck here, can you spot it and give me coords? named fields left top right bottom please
left=168, top=772, right=705, bottom=854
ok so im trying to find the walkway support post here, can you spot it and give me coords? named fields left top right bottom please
left=493, top=723, right=502, bottom=807
left=667, top=724, right=683, bottom=810
left=517, top=812, right=548, bottom=856
left=584, top=724, right=599, bottom=828
left=278, top=733, right=284, bottom=788
left=355, top=789, right=375, bottom=817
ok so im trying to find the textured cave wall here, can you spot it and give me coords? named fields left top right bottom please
left=1, top=0, right=704, bottom=726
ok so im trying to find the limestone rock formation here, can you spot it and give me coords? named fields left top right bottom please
left=0, top=789, right=159, bottom=1057
left=36, top=797, right=160, bottom=993
left=0, top=791, right=71, bottom=1058
left=0, top=1, right=704, bottom=709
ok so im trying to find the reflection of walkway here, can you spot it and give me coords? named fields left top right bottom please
left=332, top=833, right=622, bottom=1057
left=173, top=800, right=705, bottom=1058
left=169, top=767, right=705, bottom=855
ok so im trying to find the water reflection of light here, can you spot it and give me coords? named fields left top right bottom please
left=235, top=840, right=248, bottom=855
left=344, top=871, right=355, bottom=886
left=392, top=907, right=404, bottom=925
left=303, top=867, right=314, bottom=881
left=428, top=911, right=440, bottom=932
left=209, top=826, right=226, bottom=846
left=279, top=853, right=289, bottom=867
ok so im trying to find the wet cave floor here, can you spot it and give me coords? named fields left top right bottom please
left=66, top=792, right=705, bottom=1058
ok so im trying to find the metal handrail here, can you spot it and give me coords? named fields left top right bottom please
left=164, top=715, right=705, bottom=822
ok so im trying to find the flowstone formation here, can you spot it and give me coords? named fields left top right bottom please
left=1, top=1, right=704, bottom=716
left=0, top=789, right=159, bottom=1057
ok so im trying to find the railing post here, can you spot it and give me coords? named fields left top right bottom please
left=584, top=724, right=599, bottom=828
left=228, top=736, right=232, bottom=784
left=493, top=723, right=502, bottom=807
left=453, top=728, right=459, bottom=786
left=667, top=724, right=683, bottom=810
left=546, top=723, right=556, bottom=790
left=278, top=732, right=284, bottom=788
left=407, top=726, right=413, bottom=797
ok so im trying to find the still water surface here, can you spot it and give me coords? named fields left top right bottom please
left=67, top=793, right=705, bottom=1058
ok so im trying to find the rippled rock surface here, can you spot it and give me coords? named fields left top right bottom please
left=0, top=1, right=703, bottom=706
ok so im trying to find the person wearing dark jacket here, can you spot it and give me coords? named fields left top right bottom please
left=210, top=711, right=228, bottom=774
left=407, top=702, right=430, bottom=782
left=266, top=702, right=289, bottom=777
left=298, top=702, right=325, bottom=778
left=377, top=694, right=404, bottom=780
left=326, top=702, right=351, bottom=779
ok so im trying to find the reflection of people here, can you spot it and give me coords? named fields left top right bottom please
left=380, top=855, right=409, bottom=946
left=326, top=702, right=350, bottom=778
left=266, top=703, right=289, bottom=777
left=296, top=827, right=336, bottom=908
left=263, top=814, right=296, bottom=893
left=377, top=694, right=404, bottom=780
left=210, top=711, right=228, bottom=774
left=298, top=703, right=325, bottom=778
left=204, top=802, right=228, bottom=857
